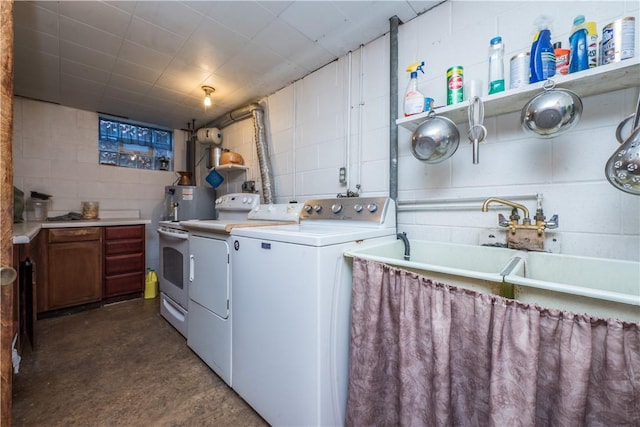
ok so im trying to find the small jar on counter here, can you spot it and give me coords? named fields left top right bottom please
left=26, top=198, right=50, bottom=221
left=82, top=201, right=99, bottom=219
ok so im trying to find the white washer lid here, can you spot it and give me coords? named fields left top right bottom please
left=230, top=223, right=396, bottom=246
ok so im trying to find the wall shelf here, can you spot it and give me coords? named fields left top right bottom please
left=396, top=57, right=640, bottom=131
left=212, top=164, right=249, bottom=173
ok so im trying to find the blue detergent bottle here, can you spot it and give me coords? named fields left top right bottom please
left=569, top=15, right=589, bottom=73
left=530, top=16, right=556, bottom=83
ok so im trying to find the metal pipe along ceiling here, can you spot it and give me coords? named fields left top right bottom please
left=203, top=103, right=276, bottom=204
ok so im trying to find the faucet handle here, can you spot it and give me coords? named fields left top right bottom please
left=545, top=214, right=559, bottom=229
left=508, top=207, right=521, bottom=222
left=497, top=213, right=510, bottom=227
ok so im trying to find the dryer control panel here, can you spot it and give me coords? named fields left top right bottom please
left=215, top=193, right=260, bottom=211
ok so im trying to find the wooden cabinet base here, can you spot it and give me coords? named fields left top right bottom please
left=103, top=225, right=145, bottom=298
left=35, top=224, right=146, bottom=315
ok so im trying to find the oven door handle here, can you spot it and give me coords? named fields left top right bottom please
left=157, top=228, right=189, bottom=240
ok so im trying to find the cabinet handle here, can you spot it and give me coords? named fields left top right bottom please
left=189, top=254, right=194, bottom=282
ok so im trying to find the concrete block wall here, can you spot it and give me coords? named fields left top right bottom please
left=12, top=96, right=187, bottom=270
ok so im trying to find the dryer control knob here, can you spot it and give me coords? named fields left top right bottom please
left=331, top=203, right=343, bottom=214
left=354, top=204, right=364, bottom=213
left=313, top=204, right=323, bottom=213
left=367, top=203, right=378, bottom=213
left=304, top=205, right=313, bottom=213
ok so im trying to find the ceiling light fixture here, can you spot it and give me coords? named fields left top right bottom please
left=202, top=85, right=215, bottom=108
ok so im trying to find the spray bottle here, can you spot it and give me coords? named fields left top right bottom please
left=530, top=16, right=556, bottom=83
left=404, top=61, right=426, bottom=117
left=569, top=15, right=589, bottom=73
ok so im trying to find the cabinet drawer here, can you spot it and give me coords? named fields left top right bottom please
left=104, top=272, right=143, bottom=297
left=48, top=227, right=101, bottom=243
left=104, top=225, right=144, bottom=240
left=105, top=239, right=144, bottom=256
left=104, top=253, right=144, bottom=276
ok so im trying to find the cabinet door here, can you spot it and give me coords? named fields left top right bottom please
left=104, top=225, right=144, bottom=240
left=104, top=253, right=144, bottom=276
left=48, top=240, right=102, bottom=309
left=104, top=273, right=144, bottom=297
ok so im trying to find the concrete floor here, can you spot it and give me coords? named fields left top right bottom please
left=12, top=298, right=268, bottom=426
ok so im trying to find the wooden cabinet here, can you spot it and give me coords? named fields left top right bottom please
left=33, top=223, right=146, bottom=313
left=103, top=225, right=145, bottom=298
left=43, top=227, right=102, bottom=311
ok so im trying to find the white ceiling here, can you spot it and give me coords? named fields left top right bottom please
left=13, top=1, right=442, bottom=130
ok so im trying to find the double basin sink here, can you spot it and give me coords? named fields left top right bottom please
left=345, top=240, right=640, bottom=322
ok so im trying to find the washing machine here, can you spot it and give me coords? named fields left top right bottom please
left=230, top=196, right=396, bottom=426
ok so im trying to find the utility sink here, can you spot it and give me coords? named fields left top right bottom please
left=505, top=251, right=640, bottom=322
left=344, top=239, right=640, bottom=322
left=344, top=240, right=519, bottom=296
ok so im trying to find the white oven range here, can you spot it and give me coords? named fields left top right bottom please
left=157, top=221, right=191, bottom=336
left=179, top=193, right=301, bottom=386
left=157, top=186, right=216, bottom=337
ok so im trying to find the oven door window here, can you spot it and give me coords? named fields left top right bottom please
left=162, top=247, right=183, bottom=289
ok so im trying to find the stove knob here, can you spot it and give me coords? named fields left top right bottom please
left=268, top=205, right=275, bottom=212
left=354, top=204, right=364, bottom=213
left=313, top=204, right=323, bottom=213
left=304, top=205, right=313, bottom=213
left=367, top=203, right=378, bottom=213
left=331, top=203, right=343, bottom=214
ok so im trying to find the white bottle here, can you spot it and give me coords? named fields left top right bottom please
left=488, top=36, right=505, bottom=94
left=403, top=62, right=426, bottom=116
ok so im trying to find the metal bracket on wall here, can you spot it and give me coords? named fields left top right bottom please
left=339, top=167, right=347, bottom=184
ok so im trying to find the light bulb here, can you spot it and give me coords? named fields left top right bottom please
left=201, top=85, right=215, bottom=109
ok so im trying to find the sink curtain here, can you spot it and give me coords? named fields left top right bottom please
left=346, top=257, right=640, bottom=426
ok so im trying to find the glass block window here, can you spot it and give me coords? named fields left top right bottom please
left=98, top=117, right=173, bottom=171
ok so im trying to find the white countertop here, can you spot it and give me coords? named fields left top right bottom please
left=12, top=210, right=151, bottom=244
